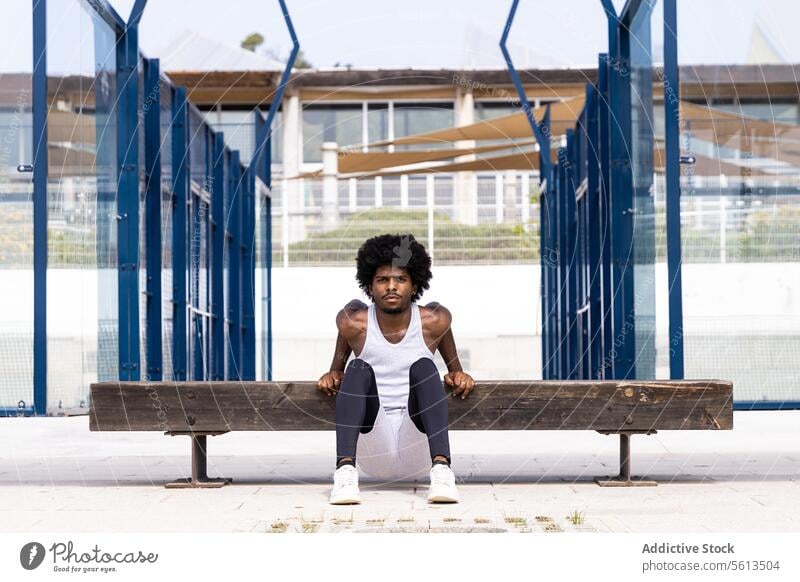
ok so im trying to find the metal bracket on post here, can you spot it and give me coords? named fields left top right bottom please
left=595, top=430, right=658, bottom=487
left=500, top=0, right=552, bottom=180
left=164, top=431, right=232, bottom=488
left=251, top=0, right=299, bottom=188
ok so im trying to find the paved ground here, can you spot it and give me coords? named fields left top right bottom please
left=1, top=411, right=799, bottom=533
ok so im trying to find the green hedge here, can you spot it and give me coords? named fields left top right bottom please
left=284, top=208, right=539, bottom=264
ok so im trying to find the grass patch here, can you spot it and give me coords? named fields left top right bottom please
left=298, top=511, right=324, bottom=523
left=332, top=511, right=355, bottom=525
left=268, top=520, right=289, bottom=533
left=566, top=510, right=585, bottom=525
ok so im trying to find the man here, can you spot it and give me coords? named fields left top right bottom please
left=317, top=233, right=475, bottom=505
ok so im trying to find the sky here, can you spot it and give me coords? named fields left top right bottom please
left=128, top=0, right=800, bottom=68
left=2, top=0, right=800, bottom=73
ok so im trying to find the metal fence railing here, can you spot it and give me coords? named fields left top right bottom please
left=2, top=180, right=799, bottom=269
left=262, top=176, right=800, bottom=268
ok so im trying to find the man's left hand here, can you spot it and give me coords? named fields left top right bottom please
left=444, top=371, right=475, bottom=399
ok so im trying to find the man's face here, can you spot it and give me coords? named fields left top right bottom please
left=369, top=265, right=416, bottom=315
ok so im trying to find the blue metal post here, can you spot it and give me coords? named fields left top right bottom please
left=211, top=133, right=225, bottom=380
left=548, top=168, right=559, bottom=379
left=735, top=401, right=800, bottom=411
left=127, top=0, right=148, bottom=28
left=500, top=0, right=552, bottom=177
left=565, top=129, right=579, bottom=379
left=253, top=0, right=300, bottom=187
left=600, top=3, right=620, bottom=380
left=265, top=176, right=273, bottom=381
left=204, top=127, right=213, bottom=377
left=171, top=88, right=189, bottom=380
left=604, top=10, right=637, bottom=380
left=597, top=54, right=614, bottom=380
left=601, top=0, right=619, bottom=56
left=620, top=0, right=647, bottom=26
left=32, top=0, right=48, bottom=415
left=78, top=0, right=127, bottom=30
left=227, top=152, right=243, bottom=379
left=242, top=166, right=256, bottom=380
left=253, top=111, right=266, bottom=184
left=663, top=0, right=685, bottom=379
left=191, top=187, right=203, bottom=382
left=585, top=85, right=604, bottom=380
left=538, top=106, right=552, bottom=379
left=115, top=23, right=141, bottom=381
left=575, top=105, right=591, bottom=380
left=223, top=148, right=232, bottom=378
left=546, top=162, right=559, bottom=379
left=143, top=58, right=162, bottom=381
left=556, top=157, right=567, bottom=379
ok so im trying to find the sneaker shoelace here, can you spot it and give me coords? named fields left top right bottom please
left=336, top=466, right=357, bottom=487
left=431, top=465, right=454, bottom=487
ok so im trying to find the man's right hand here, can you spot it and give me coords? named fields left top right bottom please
left=317, top=370, right=343, bottom=396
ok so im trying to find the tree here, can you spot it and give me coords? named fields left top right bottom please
left=294, top=49, right=313, bottom=69
left=241, top=33, right=264, bottom=53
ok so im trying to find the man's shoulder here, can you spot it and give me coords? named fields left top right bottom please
left=419, top=302, right=452, bottom=333
left=336, top=300, right=368, bottom=334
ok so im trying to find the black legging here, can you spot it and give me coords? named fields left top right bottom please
left=335, top=357, right=451, bottom=467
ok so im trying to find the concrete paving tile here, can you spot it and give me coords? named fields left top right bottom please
left=2, top=412, right=800, bottom=532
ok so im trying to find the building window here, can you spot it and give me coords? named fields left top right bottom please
left=367, top=103, right=389, bottom=145
left=475, top=101, right=518, bottom=121
left=201, top=106, right=283, bottom=165
left=393, top=102, right=454, bottom=150
left=302, top=104, right=362, bottom=163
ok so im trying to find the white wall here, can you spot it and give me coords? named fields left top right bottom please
left=267, top=264, right=541, bottom=381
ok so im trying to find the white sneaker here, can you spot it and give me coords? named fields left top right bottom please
left=329, top=464, right=361, bottom=505
left=428, top=463, right=460, bottom=503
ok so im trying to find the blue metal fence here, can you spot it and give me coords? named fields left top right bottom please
left=503, top=0, right=686, bottom=383
left=3, top=0, right=298, bottom=415
left=6, top=0, right=795, bottom=413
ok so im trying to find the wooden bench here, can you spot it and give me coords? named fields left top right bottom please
left=89, top=380, right=733, bottom=488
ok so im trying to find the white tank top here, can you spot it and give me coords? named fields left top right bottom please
left=355, top=302, right=435, bottom=411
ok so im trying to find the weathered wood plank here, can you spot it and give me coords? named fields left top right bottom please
left=89, top=380, right=733, bottom=432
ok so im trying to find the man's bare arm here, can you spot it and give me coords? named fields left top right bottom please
left=426, top=302, right=475, bottom=398
left=318, top=299, right=367, bottom=395
left=333, top=298, right=368, bottom=368
left=328, top=331, right=352, bottom=374
left=436, top=326, right=463, bottom=374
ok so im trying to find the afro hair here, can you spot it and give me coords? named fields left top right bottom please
left=355, top=233, right=432, bottom=302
